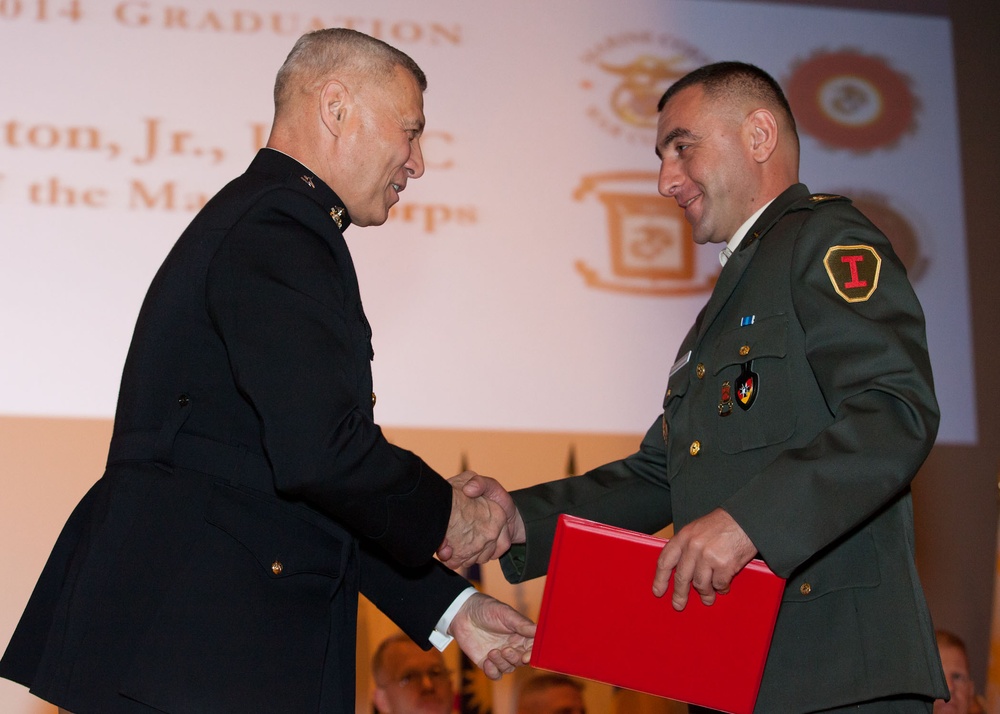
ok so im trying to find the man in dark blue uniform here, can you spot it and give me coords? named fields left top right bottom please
left=0, top=28, right=532, bottom=714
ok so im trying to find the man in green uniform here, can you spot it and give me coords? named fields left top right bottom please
left=444, top=61, right=948, bottom=713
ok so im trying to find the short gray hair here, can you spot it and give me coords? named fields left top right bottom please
left=273, top=28, right=427, bottom=112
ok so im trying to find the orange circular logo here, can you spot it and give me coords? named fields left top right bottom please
left=785, top=50, right=917, bottom=152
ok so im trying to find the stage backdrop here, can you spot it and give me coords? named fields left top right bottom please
left=0, top=1, right=971, bottom=713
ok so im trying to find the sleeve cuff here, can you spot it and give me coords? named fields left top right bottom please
left=428, top=586, right=478, bottom=651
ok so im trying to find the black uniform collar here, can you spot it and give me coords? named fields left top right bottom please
left=248, top=148, right=353, bottom=231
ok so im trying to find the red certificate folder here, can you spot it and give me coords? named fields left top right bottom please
left=532, top=515, right=785, bottom=714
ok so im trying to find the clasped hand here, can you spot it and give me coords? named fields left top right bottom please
left=438, top=471, right=524, bottom=570
left=439, top=470, right=511, bottom=568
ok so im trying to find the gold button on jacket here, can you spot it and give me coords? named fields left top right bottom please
left=689, top=440, right=701, bottom=456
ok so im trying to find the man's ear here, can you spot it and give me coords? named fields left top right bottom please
left=371, top=685, right=390, bottom=713
left=747, top=107, right=779, bottom=163
left=320, top=79, right=349, bottom=138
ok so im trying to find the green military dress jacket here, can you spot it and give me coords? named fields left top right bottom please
left=501, top=183, right=948, bottom=712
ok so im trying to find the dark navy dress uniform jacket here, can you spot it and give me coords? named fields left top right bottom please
left=0, top=149, right=468, bottom=714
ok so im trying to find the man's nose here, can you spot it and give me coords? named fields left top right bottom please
left=658, top=159, right=681, bottom=198
left=406, top=139, right=425, bottom=179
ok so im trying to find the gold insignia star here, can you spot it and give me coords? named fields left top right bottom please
left=330, top=206, right=344, bottom=228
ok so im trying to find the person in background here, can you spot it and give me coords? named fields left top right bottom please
left=372, top=634, right=454, bottom=714
left=0, top=27, right=532, bottom=714
left=516, top=674, right=586, bottom=714
left=933, top=630, right=974, bottom=714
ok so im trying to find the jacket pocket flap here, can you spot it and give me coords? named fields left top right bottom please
left=783, top=528, right=880, bottom=602
left=206, top=483, right=347, bottom=579
left=713, top=315, right=788, bottom=375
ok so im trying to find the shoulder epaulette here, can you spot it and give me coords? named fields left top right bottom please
left=791, top=193, right=852, bottom=212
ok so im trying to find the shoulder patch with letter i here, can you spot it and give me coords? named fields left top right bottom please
left=823, top=245, right=881, bottom=302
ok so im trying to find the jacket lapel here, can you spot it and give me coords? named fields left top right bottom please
left=694, top=184, right=810, bottom=342
left=695, top=239, right=758, bottom=342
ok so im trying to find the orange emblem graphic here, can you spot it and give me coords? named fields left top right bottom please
left=581, top=33, right=711, bottom=144
left=574, top=172, right=717, bottom=296
left=785, top=50, right=917, bottom=152
left=600, top=54, right=691, bottom=129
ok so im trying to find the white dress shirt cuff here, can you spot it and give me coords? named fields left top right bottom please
left=428, top=586, right=479, bottom=651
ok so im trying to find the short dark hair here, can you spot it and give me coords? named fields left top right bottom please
left=274, top=28, right=427, bottom=112
left=658, top=61, right=797, bottom=141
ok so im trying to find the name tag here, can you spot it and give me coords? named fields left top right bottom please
left=669, top=350, right=691, bottom=378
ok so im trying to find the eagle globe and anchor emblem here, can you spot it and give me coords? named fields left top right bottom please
left=576, top=43, right=717, bottom=296
left=574, top=171, right=717, bottom=297
left=600, top=53, right=688, bottom=130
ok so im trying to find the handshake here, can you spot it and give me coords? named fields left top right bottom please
left=438, top=470, right=523, bottom=569
left=436, top=468, right=759, bottom=681
left=432, top=470, right=534, bottom=681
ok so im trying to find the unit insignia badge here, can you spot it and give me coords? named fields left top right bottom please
left=823, top=244, right=882, bottom=302
left=736, top=363, right=758, bottom=411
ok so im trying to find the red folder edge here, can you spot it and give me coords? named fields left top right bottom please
left=532, top=514, right=785, bottom=714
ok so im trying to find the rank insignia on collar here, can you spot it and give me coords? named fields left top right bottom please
left=300, top=175, right=315, bottom=189
left=736, top=362, right=758, bottom=411
left=330, top=206, right=345, bottom=229
left=718, top=381, right=734, bottom=417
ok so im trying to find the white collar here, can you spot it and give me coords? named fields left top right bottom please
left=719, top=199, right=774, bottom=266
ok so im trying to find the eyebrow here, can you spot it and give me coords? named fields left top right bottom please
left=656, top=127, right=695, bottom=158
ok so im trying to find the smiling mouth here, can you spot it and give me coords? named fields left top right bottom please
left=391, top=183, right=402, bottom=192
